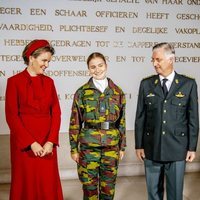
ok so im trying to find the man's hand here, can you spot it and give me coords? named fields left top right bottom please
left=186, top=151, right=196, bottom=162
left=136, top=149, right=145, bottom=162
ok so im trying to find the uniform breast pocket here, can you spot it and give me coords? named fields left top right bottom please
left=83, top=97, right=98, bottom=119
left=109, top=95, right=120, bottom=115
left=171, top=99, right=187, bottom=119
left=144, top=98, right=158, bottom=124
left=145, top=97, right=158, bottom=111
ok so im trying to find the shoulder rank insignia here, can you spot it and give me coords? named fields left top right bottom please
left=147, top=93, right=155, bottom=97
left=175, top=92, right=185, bottom=98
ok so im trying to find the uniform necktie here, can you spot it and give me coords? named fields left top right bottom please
left=162, top=78, right=168, bottom=98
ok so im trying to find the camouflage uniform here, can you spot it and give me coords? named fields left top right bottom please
left=69, top=78, right=126, bottom=200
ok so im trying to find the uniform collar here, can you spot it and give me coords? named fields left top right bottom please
left=159, top=70, right=175, bottom=83
left=87, top=77, right=114, bottom=89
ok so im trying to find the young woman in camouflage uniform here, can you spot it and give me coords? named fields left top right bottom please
left=69, top=52, right=126, bottom=200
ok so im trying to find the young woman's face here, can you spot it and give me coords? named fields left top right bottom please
left=88, top=57, right=107, bottom=80
left=28, top=51, right=52, bottom=75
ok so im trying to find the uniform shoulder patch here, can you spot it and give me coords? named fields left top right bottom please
left=182, top=74, right=195, bottom=79
left=142, top=74, right=155, bottom=80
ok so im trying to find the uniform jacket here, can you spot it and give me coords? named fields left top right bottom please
left=135, top=72, right=199, bottom=161
left=69, top=78, right=126, bottom=154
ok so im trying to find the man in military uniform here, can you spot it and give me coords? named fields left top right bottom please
left=135, top=42, right=199, bottom=200
left=69, top=52, right=126, bottom=200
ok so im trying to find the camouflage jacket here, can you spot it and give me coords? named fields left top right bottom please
left=69, top=78, right=126, bottom=154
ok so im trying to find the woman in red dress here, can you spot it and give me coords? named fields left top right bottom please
left=5, top=39, right=63, bottom=200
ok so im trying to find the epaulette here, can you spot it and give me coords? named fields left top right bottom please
left=142, top=75, right=155, bottom=80
left=182, top=74, right=195, bottom=79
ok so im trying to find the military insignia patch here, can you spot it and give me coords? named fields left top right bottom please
left=154, top=79, right=158, bottom=84
left=147, top=93, right=155, bottom=97
left=175, top=92, right=185, bottom=98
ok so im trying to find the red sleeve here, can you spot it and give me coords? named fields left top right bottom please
left=5, top=78, right=35, bottom=150
left=47, top=81, right=61, bottom=146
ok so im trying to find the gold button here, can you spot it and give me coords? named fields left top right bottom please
left=162, top=131, right=165, bottom=135
left=163, top=121, right=166, bottom=124
left=164, top=100, right=167, bottom=103
left=147, top=133, right=150, bottom=136
left=164, top=110, right=166, bottom=113
left=179, top=103, right=181, bottom=106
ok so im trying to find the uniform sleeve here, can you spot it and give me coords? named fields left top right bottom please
left=187, top=80, right=199, bottom=151
left=47, top=81, right=61, bottom=146
left=135, top=81, right=145, bottom=149
left=69, top=91, right=83, bottom=154
left=118, top=92, right=126, bottom=151
left=5, top=78, right=35, bottom=150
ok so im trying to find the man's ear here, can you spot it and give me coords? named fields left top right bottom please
left=169, top=56, right=175, bottom=65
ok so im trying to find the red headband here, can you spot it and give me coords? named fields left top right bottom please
left=25, top=40, right=50, bottom=58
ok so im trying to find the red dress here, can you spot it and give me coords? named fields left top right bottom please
left=5, top=69, right=63, bottom=200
